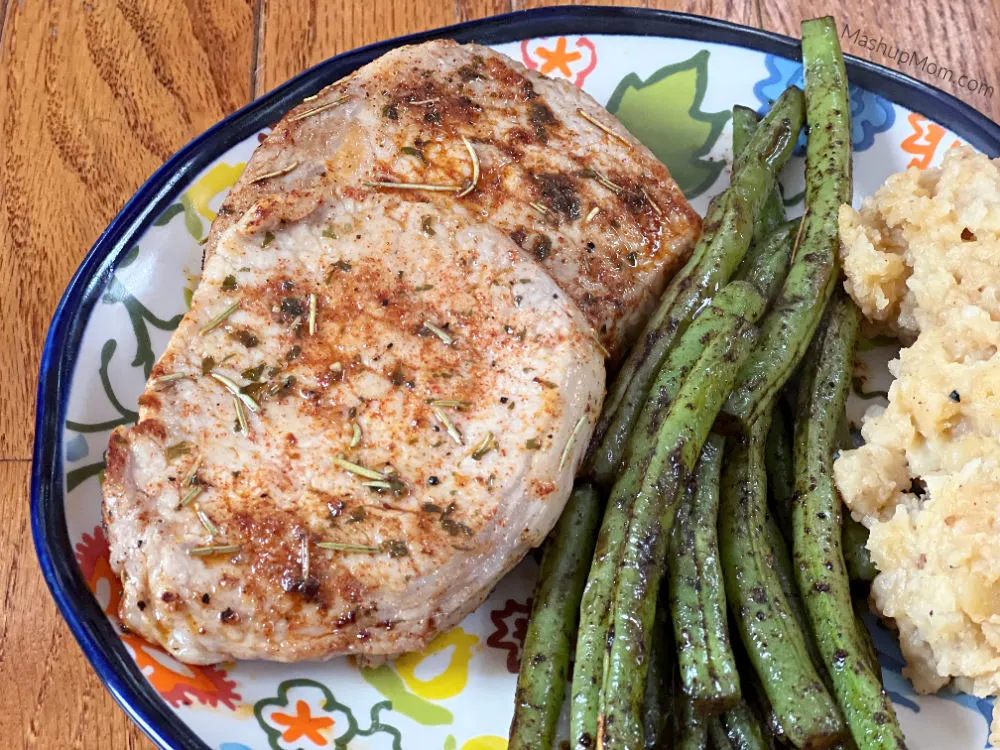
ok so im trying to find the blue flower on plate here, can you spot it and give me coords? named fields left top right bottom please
left=752, top=54, right=895, bottom=153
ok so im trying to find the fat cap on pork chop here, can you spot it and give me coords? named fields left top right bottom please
left=204, top=40, right=701, bottom=362
left=103, top=188, right=605, bottom=664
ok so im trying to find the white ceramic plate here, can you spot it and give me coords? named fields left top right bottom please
left=32, top=7, right=1000, bottom=749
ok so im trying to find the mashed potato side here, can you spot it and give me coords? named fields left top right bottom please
left=835, top=146, right=1000, bottom=700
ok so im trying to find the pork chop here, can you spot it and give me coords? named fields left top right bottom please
left=103, top=188, right=605, bottom=664
left=204, top=40, right=701, bottom=362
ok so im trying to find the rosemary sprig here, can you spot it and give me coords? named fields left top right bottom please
left=471, top=431, right=497, bottom=461
left=179, top=486, right=203, bottom=508
left=250, top=161, right=300, bottom=184
left=589, top=329, right=610, bottom=359
left=308, top=293, right=317, bottom=335
left=577, top=108, right=632, bottom=148
left=528, top=201, right=550, bottom=217
left=585, top=206, right=600, bottom=223
left=559, top=416, right=588, bottom=471
left=233, top=395, right=249, bottom=434
left=363, top=180, right=461, bottom=192
left=289, top=94, right=349, bottom=122
left=590, top=168, right=623, bottom=194
left=361, top=480, right=393, bottom=490
left=199, top=299, right=241, bottom=335
left=188, top=544, right=241, bottom=557
left=149, top=373, right=188, bottom=390
left=428, top=399, right=471, bottom=409
left=317, top=541, right=381, bottom=554
left=194, top=502, right=219, bottom=537
left=456, top=136, right=480, bottom=198
left=331, top=457, right=386, bottom=481
left=349, top=422, right=362, bottom=449
left=641, top=187, right=663, bottom=216
left=422, top=321, right=454, bottom=345
left=408, top=97, right=440, bottom=105
left=182, top=455, right=202, bottom=487
left=432, top=406, right=464, bottom=446
left=210, top=372, right=260, bottom=413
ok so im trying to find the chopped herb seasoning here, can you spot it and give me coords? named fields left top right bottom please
left=626, top=251, right=638, bottom=267
left=322, top=227, right=338, bottom=240
left=149, top=373, right=188, bottom=390
left=280, top=297, right=305, bottom=318
left=286, top=345, right=302, bottom=362
left=250, top=161, right=299, bottom=184
left=199, top=299, right=241, bottom=335
left=382, top=103, right=398, bottom=120
left=289, top=94, right=349, bottom=122
left=526, top=438, right=542, bottom=450
left=441, top=517, right=474, bottom=537
left=332, top=457, right=386, bottom=481
left=165, top=442, right=192, bottom=461
left=201, top=356, right=217, bottom=375
left=576, top=108, right=632, bottom=148
left=229, top=329, right=259, bottom=348
left=421, top=216, right=435, bottom=236
left=384, top=540, right=409, bottom=558
left=221, top=275, right=237, bottom=291
left=456, top=136, right=480, bottom=198
left=242, top=363, right=267, bottom=381
left=262, top=231, right=275, bottom=248
left=422, top=322, right=454, bottom=345
left=348, top=508, right=368, bottom=523
left=400, top=145, right=426, bottom=162
left=349, top=422, right=362, bottom=448
left=433, top=406, right=464, bottom=446
left=179, top=486, right=203, bottom=508
left=414, top=283, right=434, bottom=292
left=533, top=235, right=552, bottom=260
left=471, top=431, right=497, bottom=460
left=365, top=477, right=407, bottom=496
left=317, top=541, right=379, bottom=554
left=534, top=377, right=558, bottom=390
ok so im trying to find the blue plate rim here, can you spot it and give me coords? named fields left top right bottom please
left=30, top=6, right=1000, bottom=750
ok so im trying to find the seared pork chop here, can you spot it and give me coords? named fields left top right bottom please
left=103, top=188, right=605, bottom=664
left=203, top=40, right=701, bottom=362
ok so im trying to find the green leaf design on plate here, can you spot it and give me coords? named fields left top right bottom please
left=254, top=679, right=402, bottom=750
left=66, top=460, right=106, bottom=492
left=102, top=276, right=184, bottom=379
left=179, top=193, right=204, bottom=241
left=153, top=203, right=185, bottom=227
left=360, top=664, right=454, bottom=726
left=606, top=50, right=730, bottom=199
left=444, top=735, right=457, bottom=750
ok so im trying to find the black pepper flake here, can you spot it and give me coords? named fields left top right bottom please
left=220, top=607, right=238, bottom=623
left=427, top=476, right=440, bottom=486
left=137, top=600, right=147, bottom=611
left=949, top=390, right=961, bottom=403
left=201, top=593, right=211, bottom=604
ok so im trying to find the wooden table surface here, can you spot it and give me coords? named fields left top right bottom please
left=0, top=0, right=995, bottom=747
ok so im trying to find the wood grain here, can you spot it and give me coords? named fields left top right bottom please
left=0, top=461, right=154, bottom=749
left=761, top=0, right=1000, bottom=122
left=2, top=1, right=997, bottom=747
left=0, top=0, right=255, bottom=460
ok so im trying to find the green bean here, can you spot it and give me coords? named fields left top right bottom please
left=793, top=289, right=905, bottom=750
left=721, top=17, right=853, bottom=432
left=733, top=105, right=786, bottom=243
left=571, top=281, right=770, bottom=748
left=708, top=701, right=773, bottom=750
left=676, top=674, right=710, bottom=750
left=509, top=482, right=602, bottom=750
left=765, top=399, right=796, bottom=542
left=584, top=87, right=805, bottom=488
left=669, top=435, right=740, bottom=713
left=842, top=516, right=876, bottom=583
left=643, top=600, right=674, bottom=749
left=599, top=287, right=761, bottom=749
left=733, top=220, right=796, bottom=308
left=720, top=417, right=844, bottom=749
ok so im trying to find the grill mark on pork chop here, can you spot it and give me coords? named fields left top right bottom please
left=201, top=41, right=700, bottom=362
